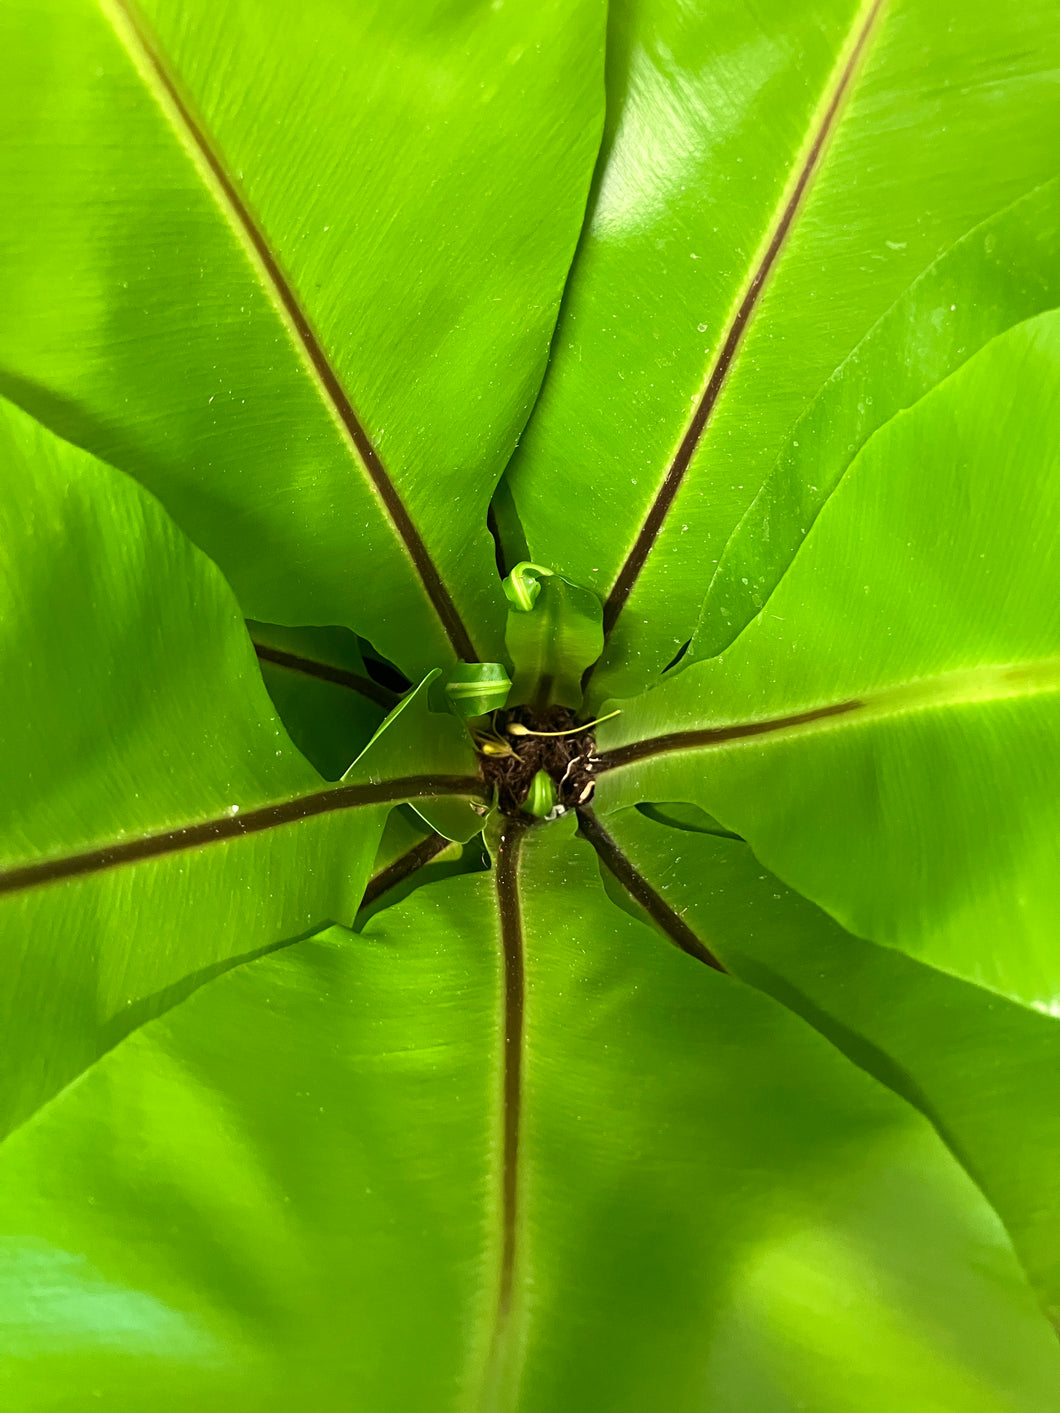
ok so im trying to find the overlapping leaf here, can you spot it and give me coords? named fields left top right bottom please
left=1, top=821, right=1057, bottom=1410
left=2, top=2, right=1059, bottom=1404
left=505, top=0, right=1060, bottom=698
left=695, top=177, right=1060, bottom=658
left=247, top=622, right=395, bottom=781
left=595, top=314, right=1060, bottom=1007
left=0, top=0, right=607, bottom=674
left=600, top=806, right=1060, bottom=1319
left=0, top=398, right=481, bottom=1137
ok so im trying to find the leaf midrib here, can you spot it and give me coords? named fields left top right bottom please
left=0, top=775, right=483, bottom=895
left=252, top=640, right=400, bottom=711
left=596, top=0, right=887, bottom=652
left=577, top=806, right=725, bottom=970
left=597, top=658, right=1060, bottom=771
left=100, top=0, right=480, bottom=662
left=478, top=814, right=529, bottom=1407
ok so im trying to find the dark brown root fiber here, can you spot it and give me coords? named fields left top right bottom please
left=477, top=706, right=599, bottom=816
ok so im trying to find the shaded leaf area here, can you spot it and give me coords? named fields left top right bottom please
left=2, top=821, right=1058, bottom=1410
left=694, top=177, right=1060, bottom=659
left=0, top=398, right=480, bottom=1138
left=596, top=314, right=1060, bottom=1008
left=354, top=806, right=488, bottom=931
left=601, top=807, right=1060, bottom=1324
left=636, top=800, right=742, bottom=841
left=0, top=0, right=608, bottom=674
left=505, top=0, right=1060, bottom=699
left=249, top=621, right=394, bottom=780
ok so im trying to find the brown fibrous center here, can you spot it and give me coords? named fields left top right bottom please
left=477, top=706, right=599, bottom=816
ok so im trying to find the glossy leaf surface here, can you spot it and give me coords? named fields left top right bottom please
left=506, top=0, right=1060, bottom=697
left=3, top=0, right=1059, bottom=1401
left=0, top=398, right=481, bottom=1136
left=596, top=314, right=1060, bottom=1007
left=695, top=177, right=1060, bottom=658
left=603, top=806, right=1060, bottom=1319
left=1, top=820, right=1057, bottom=1410
left=0, top=0, right=606, bottom=674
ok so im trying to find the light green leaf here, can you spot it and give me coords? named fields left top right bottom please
left=2, top=819, right=1057, bottom=1409
left=0, top=398, right=482, bottom=1136
left=0, top=917, right=505, bottom=1412
left=694, top=177, right=1060, bottom=659
left=602, top=805, right=1060, bottom=1321
left=0, top=0, right=607, bottom=675
left=444, top=661, right=514, bottom=720
left=505, top=0, right=1059, bottom=698
left=594, top=313, right=1060, bottom=1007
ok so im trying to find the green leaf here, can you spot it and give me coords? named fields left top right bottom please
left=504, top=0, right=1060, bottom=698
left=635, top=800, right=742, bottom=840
left=601, top=805, right=1060, bottom=1321
left=504, top=564, right=604, bottom=709
left=248, top=621, right=393, bottom=781
left=695, top=177, right=1060, bottom=659
left=1, top=819, right=1057, bottom=1408
left=354, top=806, right=486, bottom=931
left=0, top=918, right=506, bottom=1411
left=0, top=0, right=607, bottom=675
left=444, top=661, right=514, bottom=720
left=3, top=4, right=1058, bottom=1399
left=0, top=398, right=482, bottom=1136
left=594, top=313, right=1060, bottom=1007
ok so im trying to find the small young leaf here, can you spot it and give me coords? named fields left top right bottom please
left=504, top=564, right=603, bottom=710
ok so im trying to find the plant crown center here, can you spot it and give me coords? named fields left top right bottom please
left=476, top=706, right=599, bottom=816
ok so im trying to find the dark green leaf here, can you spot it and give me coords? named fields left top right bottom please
left=248, top=621, right=392, bottom=780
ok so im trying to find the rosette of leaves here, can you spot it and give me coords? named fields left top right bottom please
left=2, top=0, right=1060, bottom=1407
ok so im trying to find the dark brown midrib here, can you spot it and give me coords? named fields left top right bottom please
left=113, top=0, right=479, bottom=664
left=599, top=0, right=886, bottom=645
left=0, top=776, right=482, bottom=895
left=493, top=815, right=529, bottom=1333
left=359, top=830, right=453, bottom=909
left=595, top=698, right=862, bottom=772
left=577, top=807, right=725, bottom=971
left=252, top=642, right=400, bottom=710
